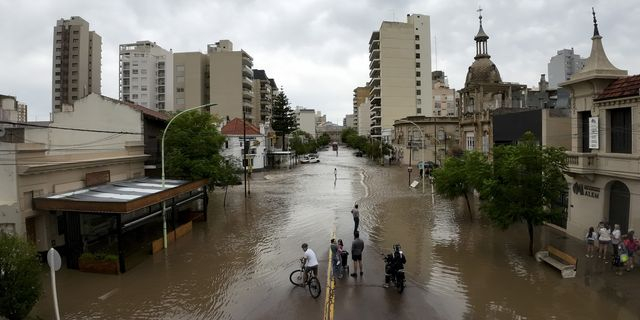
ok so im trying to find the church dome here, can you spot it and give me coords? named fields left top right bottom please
left=465, top=57, right=502, bottom=86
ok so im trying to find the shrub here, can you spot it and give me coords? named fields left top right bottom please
left=0, top=233, right=42, bottom=320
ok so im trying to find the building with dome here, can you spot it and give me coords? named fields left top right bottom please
left=458, top=11, right=526, bottom=153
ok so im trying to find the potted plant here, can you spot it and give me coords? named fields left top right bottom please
left=78, top=252, right=119, bottom=274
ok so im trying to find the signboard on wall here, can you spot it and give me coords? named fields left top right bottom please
left=589, top=117, right=599, bottom=149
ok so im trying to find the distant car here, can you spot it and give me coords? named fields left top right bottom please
left=355, top=151, right=363, bottom=157
left=300, top=154, right=320, bottom=163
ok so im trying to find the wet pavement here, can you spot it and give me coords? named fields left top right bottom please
left=31, top=147, right=640, bottom=319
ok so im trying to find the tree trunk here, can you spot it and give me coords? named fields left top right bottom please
left=281, top=133, right=286, bottom=151
left=463, top=192, right=473, bottom=221
left=527, top=219, right=534, bottom=256
left=223, top=185, right=228, bottom=207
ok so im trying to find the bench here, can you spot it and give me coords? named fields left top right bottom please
left=535, top=245, right=577, bottom=278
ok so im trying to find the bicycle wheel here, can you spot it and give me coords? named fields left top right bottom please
left=308, top=277, right=322, bottom=298
left=289, top=270, right=304, bottom=287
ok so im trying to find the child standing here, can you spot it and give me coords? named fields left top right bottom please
left=585, top=227, right=597, bottom=258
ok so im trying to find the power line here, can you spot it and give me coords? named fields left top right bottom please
left=0, top=120, right=142, bottom=135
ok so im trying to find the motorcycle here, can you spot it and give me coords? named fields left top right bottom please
left=383, top=245, right=406, bottom=293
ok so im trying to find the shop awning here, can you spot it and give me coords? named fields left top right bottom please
left=33, top=178, right=208, bottom=214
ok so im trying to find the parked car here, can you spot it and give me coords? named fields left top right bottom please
left=300, top=154, right=320, bottom=163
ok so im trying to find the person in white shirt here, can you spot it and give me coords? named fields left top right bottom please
left=598, top=223, right=611, bottom=261
left=611, top=224, right=622, bottom=257
left=301, top=243, right=318, bottom=283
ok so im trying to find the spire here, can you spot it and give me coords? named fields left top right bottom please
left=474, top=7, right=490, bottom=59
left=592, top=7, right=600, bottom=37
left=562, top=8, right=627, bottom=84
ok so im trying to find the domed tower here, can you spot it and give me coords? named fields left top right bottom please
left=465, top=10, right=502, bottom=87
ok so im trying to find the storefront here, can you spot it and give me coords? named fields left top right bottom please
left=33, top=178, right=208, bottom=273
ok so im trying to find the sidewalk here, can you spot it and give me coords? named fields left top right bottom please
left=540, top=224, right=640, bottom=316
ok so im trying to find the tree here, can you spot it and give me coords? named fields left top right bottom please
left=270, top=91, right=298, bottom=151
left=480, top=132, right=568, bottom=256
left=432, top=151, right=490, bottom=220
left=0, top=234, right=42, bottom=320
left=164, top=111, right=239, bottom=189
left=211, top=155, right=241, bottom=207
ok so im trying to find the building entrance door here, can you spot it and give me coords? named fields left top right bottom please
left=25, top=217, right=36, bottom=244
left=608, top=181, right=630, bottom=233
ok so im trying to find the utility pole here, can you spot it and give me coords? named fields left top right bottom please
left=243, top=106, right=247, bottom=197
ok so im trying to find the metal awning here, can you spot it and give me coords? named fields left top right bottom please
left=33, top=178, right=208, bottom=214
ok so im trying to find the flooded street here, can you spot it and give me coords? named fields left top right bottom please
left=32, top=148, right=637, bottom=319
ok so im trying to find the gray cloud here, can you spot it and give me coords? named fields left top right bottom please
left=0, top=0, right=637, bottom=123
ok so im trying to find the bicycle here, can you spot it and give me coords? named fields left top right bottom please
left=289, top=258, right=322, bottom=298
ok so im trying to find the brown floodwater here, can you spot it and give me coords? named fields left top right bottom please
left=30, top=148, right=636, bottom=319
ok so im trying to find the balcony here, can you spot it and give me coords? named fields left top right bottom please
left=370, top=95, right=381, bottom=104
left=369, top=39, right=380, bottom=52
left=369, top=85, right=380, bottom=96
left=242, top=76, right=253, bottom=88
left=243, top=89, right=253, bottom=99
left=242, top=65, right=253, bottom=77
left=369, top=49, right=380, bottom=62
left=369, top=58, right=380, bottom=70
left=369, top=67, right=380, bottom=78
left=566, top=151, right=640, bottom=178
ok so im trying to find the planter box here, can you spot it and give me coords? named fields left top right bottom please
left=78, top=259, right=119, bottom=275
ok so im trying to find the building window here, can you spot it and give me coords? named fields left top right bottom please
left=141, top=86, right=147, bottom=91
left=176, top=98, right=185, bottom=105
left=579, top=111, right=590, bottom=152
left=416, top=80, right=421, bottom=86
left=417, top=108, right=422, bottom=114
left=141, top=69, right=147, bottom=75
left=417, top=99, right=422, bottom=105
left=415, top=44, right=420, bottom=49
left=416, top=62, right=420, bottom=68
left=610, top=107, right=631, bottom=153
left=132, top=69, right=138, bottom=74
left=176, top=88, right=184, bottom=93
left=416, top=71, right=421, bottom=77
left=415, top=35, right=420, bottom=40
left=176, top=65, right=185, bottom=72
left=416, top=53, right=420, bottom=59
left=416, top=89, right=421, bottom=95
left=176, top=76, right=185, bottom=83
left=466, top=132, right=475, bottom=150
left=132, top=94, right=138, bottom=99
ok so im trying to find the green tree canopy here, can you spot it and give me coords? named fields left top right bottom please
left=432, top=151, right=490, bottom=219
left=164, top=110, right=238, bottom=187
left=0, top=234, right=42, bottom=320
left=480, top=132, right=568, bottom=256
left=270, top=91, right=298, bottom=151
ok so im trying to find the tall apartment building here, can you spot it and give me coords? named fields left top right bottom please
left=252, top=69, right=276, bottom=125
left=52, top=16, right=101, bottom=112
left=119, top=41, right=174, bottom=111
left=548, top=48, right=585, bottom=89
left=208, top=40, right=255, bottom=123
left=352, top=86, right=369, bottom=132
left=173, top=52, right=209, bottom=110
left=368, top=14, right=432, bottom=138
left=295, top=107, right=317, bottom=137
left=432, top=71, right=457, bottom=116
left=173, top=41, right=254, bottom=122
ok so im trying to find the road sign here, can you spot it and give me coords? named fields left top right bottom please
left=47, top=248, right=61, bottom=271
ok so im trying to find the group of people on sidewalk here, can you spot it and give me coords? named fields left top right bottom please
left=586, top=222, right=639, bottom=275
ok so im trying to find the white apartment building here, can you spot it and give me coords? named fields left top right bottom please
left=352, top=86, right=369, bottom=131
left=561, top=16, right=638, bottom=238
left=52, top=16, right=101, bottom=112
left=343, top=114, right=356, bottom=129
left=252, top=69, right=276, bottom=125
left=296, top=107, right=317, bottom=137
left=548, top=48, right=586, bottom=89
left=368, top=13, right=433, bottom=138
left=119, top=41, right=174, bottom=111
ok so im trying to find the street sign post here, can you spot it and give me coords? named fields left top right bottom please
left=47, top=248, right=61, bottom=320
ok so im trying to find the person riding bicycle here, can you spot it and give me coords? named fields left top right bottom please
left=385, top=244, right=406, bottom=287
left=301, top=243, right=319, bottom=283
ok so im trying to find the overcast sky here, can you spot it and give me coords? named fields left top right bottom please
left=1, top=0, right=638, bottom=123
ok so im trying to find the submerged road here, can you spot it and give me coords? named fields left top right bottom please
left=31, top=147, right=636, bottom=319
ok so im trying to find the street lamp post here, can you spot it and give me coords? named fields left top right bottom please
left=396, top=119, right=425, bottom=193
left=161, top=103, right=217, bottom=249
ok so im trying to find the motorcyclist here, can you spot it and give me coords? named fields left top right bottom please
left=384, top=244, right=406, bottom=287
